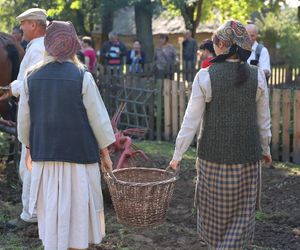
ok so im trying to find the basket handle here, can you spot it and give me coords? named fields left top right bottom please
left=106, top=169, right=118, bottom=182
left=166, top=165, right=180, bottom=178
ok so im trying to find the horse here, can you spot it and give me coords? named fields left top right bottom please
left=0, top=32, right=24, bottom=162
left=0, top=32, right=24, bottom=120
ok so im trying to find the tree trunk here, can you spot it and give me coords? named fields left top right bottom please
left=192, top=0, right=203, bottom=37
left=100, top=9, right=114, bottom=45
left=181, top=0, right=203, bottom=37
left=75, top=10, right=88, bottom=35
left=134, top=0, right=154, bottom=63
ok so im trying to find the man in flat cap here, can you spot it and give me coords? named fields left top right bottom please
left=4, top=7, right=47, bottom=227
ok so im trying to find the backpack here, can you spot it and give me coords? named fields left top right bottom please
left=255, top=43, right=270, bottom=83
left=255, top=43, right=264, bottom=62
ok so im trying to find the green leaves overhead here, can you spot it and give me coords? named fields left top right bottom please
left=257, top=7, right=300, bottom=67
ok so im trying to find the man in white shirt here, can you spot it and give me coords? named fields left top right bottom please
left=3, top=8, right=47, bottom=227
left=246, top=23, right=271, bottom=82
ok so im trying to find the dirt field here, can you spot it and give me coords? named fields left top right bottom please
left=0, top=141, right=299, bottom=250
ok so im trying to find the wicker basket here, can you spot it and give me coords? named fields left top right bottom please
left=104, top=167, right=178, bottom=228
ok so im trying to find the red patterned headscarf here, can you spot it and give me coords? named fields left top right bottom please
left=212, top=20, right=252, bottom=62
left=44, top=21, right=81, bottom=62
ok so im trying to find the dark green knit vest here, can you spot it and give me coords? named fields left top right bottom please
left=197, top=62, right=261, bottom=164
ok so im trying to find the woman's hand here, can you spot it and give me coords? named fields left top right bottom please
left=25, top=147, right=32, bottom=172
left=262, top=154, right=272, bottom=165
left=168, top=159, right=180, bottom=171
left=100, top=148, right=113, bottom=173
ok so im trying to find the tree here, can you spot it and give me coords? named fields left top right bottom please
left=257, top=7, right=300, bottom=71
left=161, top=0, right=203, bottom=37
left=161, top=0, right=286, bottom=37
left=99, top=0, right=156, bottom=62
left=134, top=0, right=154, bottom=62
left=0, top=0, right=100, bottom=35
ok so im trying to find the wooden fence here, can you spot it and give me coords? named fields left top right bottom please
left=270, top=89, right=300, bottom=163
left=161, top=81, right=300, bottom=164
left=97, top=64, right=300, bottom=164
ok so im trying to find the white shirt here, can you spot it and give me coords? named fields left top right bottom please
left=18, top=70, right=115, bottom=149
left=11, top=36, right=45, bottom=97
left=172, top=61, right=271, bottom=162
left=247, top=41, right=271, bottom=74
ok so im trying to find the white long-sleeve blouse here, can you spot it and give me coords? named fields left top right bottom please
left=172, top=61, right=271, bottom=162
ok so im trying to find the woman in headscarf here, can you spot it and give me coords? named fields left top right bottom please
left=17, top=21, right=115, bottom=250
left=169, top=20, right=272, bottom=249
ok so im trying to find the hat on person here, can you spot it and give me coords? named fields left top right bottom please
left=44, top=20, right=81, bottom=62
left=211, top=20, right=252, bottom=62
left=16, top=8, right=47, bottom=22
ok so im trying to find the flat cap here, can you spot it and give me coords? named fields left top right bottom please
left=16, top=8, right=47, bottom=22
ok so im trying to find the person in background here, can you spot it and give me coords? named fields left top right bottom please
left=18, top=20, right=115, bottom=250
left=12, top=26, right=28, bottom=50
left=100, top=31, right=127, bottom=75
left=82, top=36, right=97, bottom=75
left=126, top=39, right=145, bottom=73
left=246, top=23, right=271, bottom=82
left=154, top=33, right=177, bottom=79
left=199, top=39, right=216, bottom=68
left=182, top=30, right=198, bottom=81
left=169, top=20, right=271, bottom=249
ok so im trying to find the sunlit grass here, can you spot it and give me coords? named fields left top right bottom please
left=274, top=162, right=300, bottom=174
left=134, top=140, right=196, bottom=160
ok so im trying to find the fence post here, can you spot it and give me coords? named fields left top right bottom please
left=156, top=79, right=163, bottom=141
left=271, top=89, right=281, bottom=161
left=172, top=81, right=178, bottom=140
left=164, top=79, right=172, bottom=141
left=293, top=90, right=300, bottom=163
left=282, top=90, right=291, bottom=162
left=179, top=82, right=185, bottom=125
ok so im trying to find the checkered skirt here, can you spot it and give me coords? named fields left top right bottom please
left=195, top=158, right=260, bottom=250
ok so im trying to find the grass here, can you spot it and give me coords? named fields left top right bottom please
left=274, top=162, right=300, bottom=173
left=134, top=140, right=197, bottom=161
left=255, top=211, right=272, bottom=222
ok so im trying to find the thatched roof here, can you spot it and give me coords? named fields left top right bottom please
left=93, top=7, right=218, bottom=36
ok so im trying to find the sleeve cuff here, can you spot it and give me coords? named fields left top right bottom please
left=172, top=149, right=183, bottom=162
left=11, top=80, right=20, bottom=97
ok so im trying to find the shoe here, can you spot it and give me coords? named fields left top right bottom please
left=6, top=217, right=36, bottom=229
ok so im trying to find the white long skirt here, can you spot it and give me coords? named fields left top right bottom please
left=29, top=161, right=105, bottom=250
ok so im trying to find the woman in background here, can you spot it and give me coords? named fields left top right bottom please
left=126, top=39, right=145, bottom=73
left=154, top=33, right=177, bottom=79
left=82, top=36, right=97, bottom=75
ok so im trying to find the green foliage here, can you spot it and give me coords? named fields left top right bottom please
left=0, top=0, right=101, bottom=35
left=255, top=211, right=271, bottom=222
left=162, top=0, right=264, bottom=24
left=257, top=8, right=300, bottom=67
left=207, top=0, right=263, bottom=23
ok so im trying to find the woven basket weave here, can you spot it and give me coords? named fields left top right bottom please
left=104, top=167, right=178, bottom=228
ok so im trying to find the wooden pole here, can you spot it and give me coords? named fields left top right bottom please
left=179, top=81, right=185, bottom=125
left=293, top=90, right=300, bottom=163
left=271, top=89, right=281, bottom=160
left=156, top=79, right=163, bottom=141
left=164, top=79, right=172, bottom=141
left=172, top=80, right=178, bottom=140
left=282, top=90, right=291, bottom=162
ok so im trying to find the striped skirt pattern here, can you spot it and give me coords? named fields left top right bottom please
left=195, top=158, right=260, bottom=250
